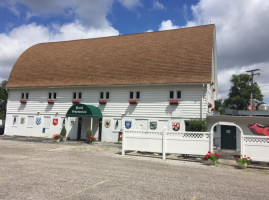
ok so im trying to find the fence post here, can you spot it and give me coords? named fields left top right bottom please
left=162, top=127, right=166, bottom=160
left=241, top=134, right=244, bottom=156
left=122, top=128, right=125, bottom=156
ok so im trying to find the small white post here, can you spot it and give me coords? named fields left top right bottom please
left=162, top=127, right=166, bottom=160
left=90, top=117, right=93, bottom=131
left=241, top=134, right=244, bottom=156
left=210, top=130, right=214, bottom=152
left=122, top=128, right=125, bottom=155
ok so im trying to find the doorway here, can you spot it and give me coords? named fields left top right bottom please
left=77, top=117, right=82, bottom=140
left=221, top=125, right=236, bottom=149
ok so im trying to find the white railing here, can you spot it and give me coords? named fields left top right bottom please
left=242, top=135, right=269, bottom=162
left=122, top=129, right=212, bottom=159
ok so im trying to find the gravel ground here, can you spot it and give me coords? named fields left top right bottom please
left=0, top=136, right=269, bottom=200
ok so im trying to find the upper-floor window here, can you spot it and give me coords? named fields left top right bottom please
left=169, top=90, right=181, bottom=99
left=130, top=91, right=140, bottom=100
left=100, top=91, right=110, bottom=100
left=73, top=92, right=82, bottom=100
left=48, top=92, right=57, bottom=100
left=21, top=92, right=29, bottom=100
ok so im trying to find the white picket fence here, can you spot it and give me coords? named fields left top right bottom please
left=122, top=129, right=212, bottom=159
left=242, top=135, right=269, bottom=162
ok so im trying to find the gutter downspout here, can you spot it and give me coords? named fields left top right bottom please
left=201, top=84, right=205, bottom=119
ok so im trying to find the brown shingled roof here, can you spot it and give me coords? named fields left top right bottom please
left=7, top=24, right=215, bottom=88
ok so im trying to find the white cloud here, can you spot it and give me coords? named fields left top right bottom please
left=117, top=0, right=142, bottom=10
left=159, top=20, right=179, bottom=31
left=0, top=22, right=119, bottom=81
left=186, top=0, right=269, bottom=103
left=153, top=1, right=166, bottom=10
left=4, top=0, right=114, bottom=28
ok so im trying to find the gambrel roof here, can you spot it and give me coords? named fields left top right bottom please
left=7, top=24, right=215, bottom=88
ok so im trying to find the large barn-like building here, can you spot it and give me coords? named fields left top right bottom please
left=5, top=24, right=217, bottom=142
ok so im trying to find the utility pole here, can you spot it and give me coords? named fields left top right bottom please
left=246, top=69, right=260, bottom=111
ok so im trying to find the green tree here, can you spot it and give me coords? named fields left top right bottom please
left=215, top=99, right=226, bottom=115
left=0, top=80, right=8, bottom=101
left=224, top=74, right=263, bottom=110
left=0, top=80, right=8, bottom=120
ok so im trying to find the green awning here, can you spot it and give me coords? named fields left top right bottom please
left=66, top=104, right=102, bottom=118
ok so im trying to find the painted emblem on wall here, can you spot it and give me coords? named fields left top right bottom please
left=20, top=117, right=25, bottom=124
left=36, top=117, right=41, bottom=125
left=172, top=123, right=180, bottom=131
left=69, top=118, right=76, bottom=126
left=104, top=120, right=111, bottom=128
left=125, top=121, right=132, bottom=129
left=53, top=118, right=58, bottom=126
left=150, top=122, right=157, bottom=130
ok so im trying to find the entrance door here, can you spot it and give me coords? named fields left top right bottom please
left=77, top=117, right=82, bottom=140
left=221, top=125, right=236, bottom=149
left=98, top=118, right=102, bottom=141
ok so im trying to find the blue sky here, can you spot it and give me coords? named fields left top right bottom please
left=0, top=0, right=269, bottom=104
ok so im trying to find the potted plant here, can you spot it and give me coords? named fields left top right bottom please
left=236, top=155, right=252, bottom=169
left=52, top=134, right=61, bottom=142
left=86, top=128, right=98, bottom=144
left=99, top=100, right=107, bottom=104
left=60, top=125, right=67, bottom=142
left=204, top=151, right=220, bottom=165
left=169, top=100, right=179, bottom=105
left=129, top=100, right=138, bottom=104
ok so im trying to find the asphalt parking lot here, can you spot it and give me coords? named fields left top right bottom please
left=0, top=136, right=269, bottom=200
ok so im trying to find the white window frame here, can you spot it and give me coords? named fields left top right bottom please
left=99, top=91, right=110, bottom=100
left=169, top=90, right=182, bottom=100
left=73, top=92, right=82, bottom=100
left=21, top=92, right=29, bottom=100
left=129, top=91, right=141, bottom=100
left=12, top=115, right=18, bottom=127
left=27, top=116, right=34, bottom=128
left=48, top=92, right=57, bottom=100
left=44, top=116, right=51, bottom=128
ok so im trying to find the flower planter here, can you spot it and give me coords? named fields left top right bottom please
left=20, top=100, right=28, bottom=103
left=129, top=100, right=138, bottom=104
left=238, top=163, right=248, bottom=169
left=205, top=159, right=216, bottom=165
left=99, top=100, right=107, bottom=104
left=169, top=100, right=179, bottom=105
left=54, top=139, right=60, bottom=143
left=72, top=100, right=80, bottom=104
left=47, top=100, right=54, bottom=104
left=60, top=137, right=66, bottom=142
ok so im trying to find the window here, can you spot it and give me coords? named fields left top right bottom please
left=73, top=92, right=82, bottom=100
left=28, top=116, right=34, bottom=127
left=21, top=92, right=29, bottom=100
left=130, top=91, right=140, bottom=99
left=12, top=116, right=18, bottom=126
left=48, top=92, right=57, bottom=100
left=100, top=91, right=110, bottom=100
left=169, top=90, right=182, bottom=99
left=44, top=117, right=51, bottom=128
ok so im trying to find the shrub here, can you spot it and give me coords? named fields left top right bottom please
left=187, top=119, right=208, bottom=132
left=60, top=125, right=67, bottom=138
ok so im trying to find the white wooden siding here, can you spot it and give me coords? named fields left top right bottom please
left=5, top=84, right=215, bottom=140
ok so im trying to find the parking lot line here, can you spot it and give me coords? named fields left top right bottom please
left=60, top=178, right=110, bottom=200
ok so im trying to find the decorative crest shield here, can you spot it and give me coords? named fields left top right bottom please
left=125, top=121, right=132, bottom=129
left=53, top=118, right=58, bottom=126
left=104, top=120, right=111, bottom=128
left=36, top=117, right=41, bottom=125
left=150, top=122, right=157, bottom=130
left=69, top=118, right=75, bottom=126
left=172, top=123, right=180, bottom=131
